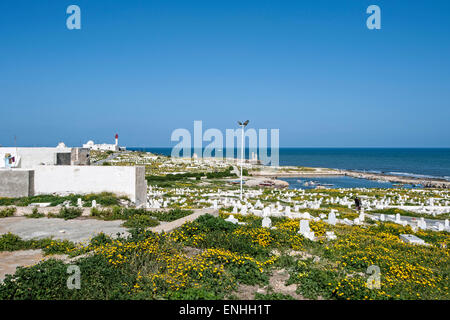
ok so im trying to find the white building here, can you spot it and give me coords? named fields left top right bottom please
left=83, top=134, right=125, bottom=151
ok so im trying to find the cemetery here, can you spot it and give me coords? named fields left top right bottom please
left=0, top=150, right=449, bottom=300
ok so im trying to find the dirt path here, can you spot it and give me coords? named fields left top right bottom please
left=0, top=216, right=128, bottom=242
left=149, top=208, right=218, bottom=233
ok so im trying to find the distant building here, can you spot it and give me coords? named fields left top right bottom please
left=83, top=134, right=125, bottom=151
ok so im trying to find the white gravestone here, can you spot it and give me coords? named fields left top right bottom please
left=327, top=211, right=336, bottom=225
left=298, top=220, right=315, bottom=241
left=262, top=217, right=272, bottom=228
left=225, top=214, right=239, bottom=224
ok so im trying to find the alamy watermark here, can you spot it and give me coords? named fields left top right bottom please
left=171, top=121, right=280, bottom=167
left=67, top=265, right=81, bottom=290
left=66, top=5, right=81, bottom=30
left=367, top=5, right=381, bottom=30
left=366, top=265, right=381, bottom=289
left=65, top=4, right=381, bottom=31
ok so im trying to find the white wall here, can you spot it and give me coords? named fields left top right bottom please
left=33, top=165, right=147, bottom=205
left=0, top=147, right=72, bottom=168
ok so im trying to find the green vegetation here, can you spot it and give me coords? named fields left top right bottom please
left=91, top=206, right=149, bottom=220
left=25, top=207, right=45, bottom=219
left=146, top=166, right=239, bottom=184
left=149, top=209, right=193, bottom=222
left=48, top=207, right=82, bottom=220
left=122, top=214, right=160, bottom=229
left=0, top=207, right=16, bottom=218
left=0, top=192, right=125, bottom=207
left=0, top=233, right=75, bottom=255
left=0, top=256, right=134, bottom=300
left=91, top=207, right=192, bottom=229
left=0, top=210, right=449, bottom=300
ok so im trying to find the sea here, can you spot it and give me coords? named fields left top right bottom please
left=129, top=147, right=450, bottom=189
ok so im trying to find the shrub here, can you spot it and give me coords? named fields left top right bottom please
left=0, top=233, right=75, bottom=254
left=92, top=206, right=147, bottom=220
left=150, top=209, right=193, bottom=222
left=0, top=207, right=16, bottom=217
left=289, top=259, right=339, bottom=299
left=90, top=233, right=114, bottom=246
left=83, top=192, right=120, bottom=207
left=0, top=233, right=29, bottom=251
left=0, top=255, right=134, bottom=300
left=50, top=207, right=83, bottom=220
left=25, top=207, right=45, bottom=219
left=122, top=214, right=160, bottom=229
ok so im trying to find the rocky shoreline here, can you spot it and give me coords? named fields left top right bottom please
left=341, top=170, right=450, bottom=189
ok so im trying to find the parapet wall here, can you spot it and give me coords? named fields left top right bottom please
left=33, top=166, right=147, bottom=206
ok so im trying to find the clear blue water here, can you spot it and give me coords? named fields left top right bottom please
left=129, top=147, right=450, bottom=181
left=283, top=176, right=397, bottom=190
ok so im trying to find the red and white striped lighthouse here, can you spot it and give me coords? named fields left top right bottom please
left=115, top=133, right=118, bottom=146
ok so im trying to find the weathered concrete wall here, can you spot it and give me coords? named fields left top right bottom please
left=0, top=169, right=34, bottom=197
left=33, top=166, right=146, bottom=205
left=70, top=148, right=90, bottom=166
left=135, top=166, right=147, bottom=207
left=56, top=152, right=71, bottom=165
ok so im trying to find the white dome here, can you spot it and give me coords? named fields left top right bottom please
left=56, top=142, right=66, bottom=148
left=86, top=140, right=95, bottom=146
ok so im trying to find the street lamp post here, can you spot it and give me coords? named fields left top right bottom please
left=237, top=120, right=249, bottom=200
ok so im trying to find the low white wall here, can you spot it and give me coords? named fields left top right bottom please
left=33, top=166, right=147, bottom=206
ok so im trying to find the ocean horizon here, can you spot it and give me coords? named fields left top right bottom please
left=128, top=147, right=450, bottom=181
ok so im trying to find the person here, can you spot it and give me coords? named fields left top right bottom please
left=354, top=197, right=361, bottom=212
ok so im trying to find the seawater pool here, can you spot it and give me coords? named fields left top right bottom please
left=281, top=176, right=407, bottom=190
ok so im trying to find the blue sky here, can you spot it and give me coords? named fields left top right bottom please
left=1, top=0, right=449, bottom=147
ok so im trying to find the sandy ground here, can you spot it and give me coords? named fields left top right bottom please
left=0, top=250, right=69, bottom=282
left=0, top=216, right=129, bottom=243
left=0, top=250, right=45, bottom=282
left=233, top=268, right=305, bottom=300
